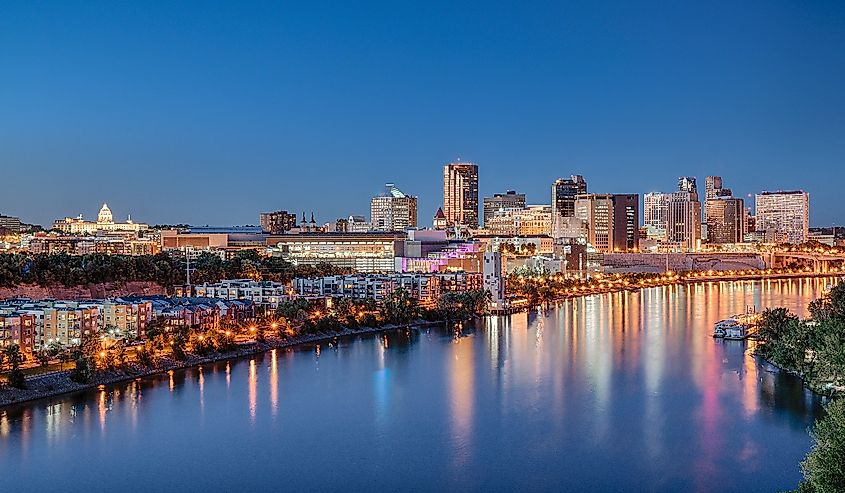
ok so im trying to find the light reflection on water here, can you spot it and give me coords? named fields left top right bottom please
left=0, top=278, right=836, bottom=492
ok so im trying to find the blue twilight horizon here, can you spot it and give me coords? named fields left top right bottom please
left=1, top=1, right=844, bottom=227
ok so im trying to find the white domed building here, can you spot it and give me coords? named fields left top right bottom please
left=53, top=203, right=148, bottom=234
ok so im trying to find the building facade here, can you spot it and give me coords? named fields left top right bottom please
left=193, top=279, right=290, bottom=309
left=0, top=298, right=153, bottom=352
left=370, top=183, right=418, bottom=231
left=483, top=190, right=526, bottom=226
left=259, top=210, right=297, bottom=234
left=667, top=191, right=702, bottom=251
left=0, top=214, right=22, bottom=233
left=643, top=192, right=669, bottom=239
left=574, top=194, right=639, bottom=253
left=484, top=205, right=552, bottom=237
left=443, top=162, right=479, bottom=228
left=267, top=232, right=406, bottom=273
left=53, top=203, right=148, bottom=235
left=551, top=175, right=587, bottom=219
left=705, top=197, right=745, bottom=244
left=755, top=190, right=810, bottom=244
left=293, top=272, right=483, bottom=305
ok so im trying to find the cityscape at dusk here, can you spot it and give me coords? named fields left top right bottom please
left=2, top=2, right=845, bottom=493
left=2, top=1, right=845, bottom=226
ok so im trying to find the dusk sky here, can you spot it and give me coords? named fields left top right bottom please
left=2, top=1, right=844, bottom=227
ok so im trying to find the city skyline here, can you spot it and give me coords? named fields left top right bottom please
left=0, top=169, right=822, bottom=230
left=2, top=1, right=844, bottom=227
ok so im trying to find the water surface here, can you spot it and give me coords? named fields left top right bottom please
left=0, top=278, right=836, bottom=492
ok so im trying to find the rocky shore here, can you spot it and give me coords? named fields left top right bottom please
left=0, top=320, right=445, bottom=408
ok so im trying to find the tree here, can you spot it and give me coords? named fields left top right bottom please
left=136, top=341, right=156, bottom=367
left=57, top=350, right=71, bottom=371
left=757, top=308, right=801, bottom=359
left=799, top=399, right=845, bottom=493
left=381, top=288, right=419, bottom=325
left=36, top=350, right=51, bottom=368
left=112, top=339, right=127, bottom=367
left=4, top=344, right=26, bottom=389
left=71, top=333, right=102, bottom=383
left=810, top=283, right=845, bottom=323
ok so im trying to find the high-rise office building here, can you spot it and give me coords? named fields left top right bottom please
left=574, top=193, right=640, bottom=253
left=259, top=210, right=297, bottom=234
left=667, top=191, right=701, bottom=250
left=551, top=175, right=587, bottom=219
left=704, top=197, right=745, bottom=244
left=443, top=162, right=479, bottom=228
left=483, top=190, right=526, bottom=226
left=705, top=175, right=732, bottom=199
left=678, top=176, right=699, bottom=201
left=643, top=192, right=669, bottom=238
left=703, top=177, right=744, bottom=244
left=371, top=183, right=418, bottom=231
left=705, top=176, right=725, bottom=200
left=755, top=190, right=810, bottom=244
left=612, top=194, right=640, bottom=252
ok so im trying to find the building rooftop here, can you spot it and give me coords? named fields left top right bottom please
left=375, top=183, right=411, bottom=199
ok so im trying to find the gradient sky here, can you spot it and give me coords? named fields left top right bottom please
left=2, top=1, right=844, bottom=227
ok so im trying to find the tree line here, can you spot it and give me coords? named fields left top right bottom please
left=756, top=282, right=845, bottom=492
left=0, top=250, right=350, bottom=289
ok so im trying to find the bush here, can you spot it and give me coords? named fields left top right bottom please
left=8, top=368, right=27, bottom=389
left=800, top=399, right=845, bottom=493
left=70, top=356, right=95, bottom=383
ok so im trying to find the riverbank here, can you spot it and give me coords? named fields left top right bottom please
left=759, top=356, right=844, bottom=398
left=0, top=319, right=446, bottom=408
left=752, top=280, right=845, bottom=399
left=509, top=270, right=844, bottom=311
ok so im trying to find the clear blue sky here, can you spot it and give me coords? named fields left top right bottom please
left=2, top=1, right=843, bottom=227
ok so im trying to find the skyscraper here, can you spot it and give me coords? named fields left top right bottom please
left=443, top=162, right=479, bottom=228
left=574, top=193, right=640, bottom=253
left=667, top=191, right=701, bottom=250
left=703, top=177, right=743, bottom=244
left=551, top=175, right=587, bottom=219
left=705, top=197, right=745, bottom=244
left=612, top=194, right=640, bottom=251
left=755, top=190, right=810, bottom=244
left=483, top=190, right=526, bottom=225
left=370, top=183, right=418, bottom=231
left=643, top=192, right=669, bottom=238
left=704, top=176, right=724, bottom=200
left=678, top=176, right=699, bottom=201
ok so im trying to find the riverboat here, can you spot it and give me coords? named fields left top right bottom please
left=713, top=308, right=760, bottom=340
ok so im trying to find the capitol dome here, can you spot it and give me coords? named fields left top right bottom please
left=97, top=203, right=114, bottom=224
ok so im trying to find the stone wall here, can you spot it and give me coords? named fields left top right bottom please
left=0, top=281, right=166, bottom=300
left=602, top=253, right=766, bottom=273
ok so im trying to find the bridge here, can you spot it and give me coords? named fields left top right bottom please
left=768, top=251, right=845, bottom=273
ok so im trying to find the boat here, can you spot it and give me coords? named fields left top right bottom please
left=712, top=318, right=736, bottom=338
left=713, top=307, right=760, bottom=340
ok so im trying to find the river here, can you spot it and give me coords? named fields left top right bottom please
left=0, top=278, right=837, bottom=492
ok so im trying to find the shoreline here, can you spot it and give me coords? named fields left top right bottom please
left=757, top=354, right=844, bottom=398
left=2, top=273, right=841, bottom=408
left=0, top=320, right=446, bottom=409
left=510, top=271, right=844, bottom=311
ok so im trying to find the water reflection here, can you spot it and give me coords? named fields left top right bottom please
left=0, top=277, right=837, bottom=492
